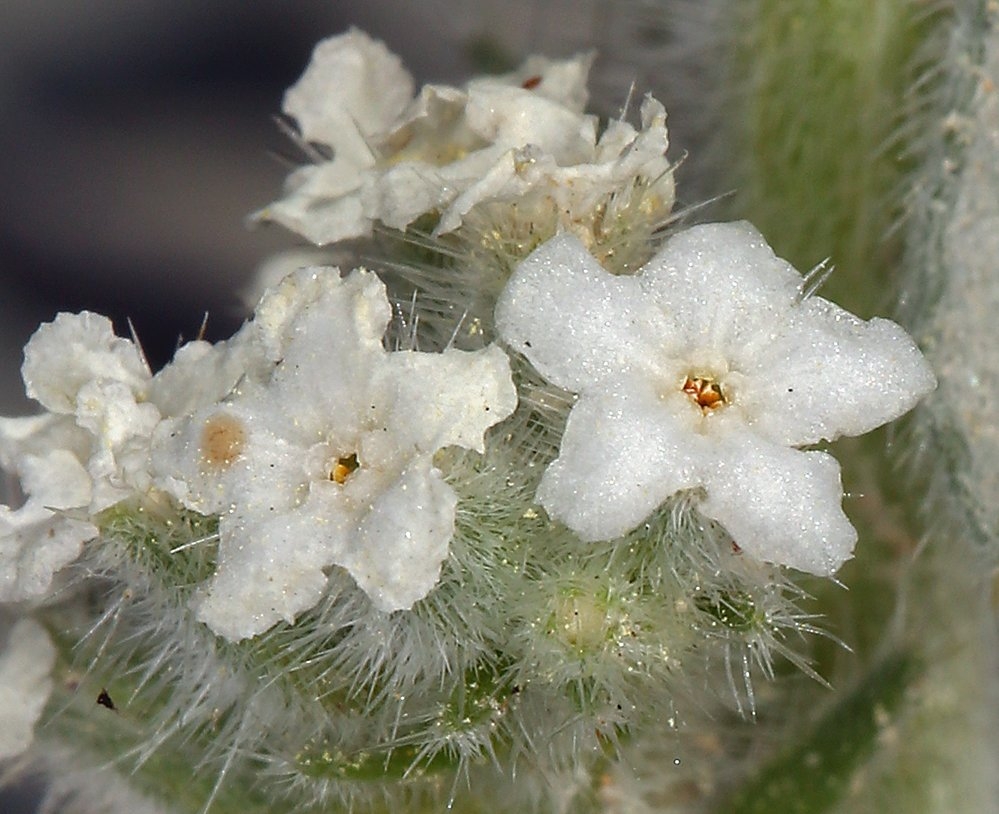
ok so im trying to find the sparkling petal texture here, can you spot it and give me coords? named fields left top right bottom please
left=150, top=400, right=301, bottom=518
left=0, top=448, right=98, bottom=602
left=537, top=383, right=703, bottom=542
left=743, top=300, right=939, bottom=446
left=495, top=234, right=668, bottom=391
left=382, top=346, right=519, bottom=454
left=147, top=331, right=257, bottom=418
left=282, top=27, right=413, bottom=149
left=251, top=265, right=389, bottom=364
left=0, top=415, right=98, bottom=601
left=263, top=164, right=370, bottom=246
left=641, top=222, right=802, bottom=364
left=499, top=223, right=936, bottom=574
left=702, top=436, right=856, bottom=575
left=196, top=505, right=343, bottom=642
left=76, top=379, right=161, bottom=508
left=350, top=460, right=457, bottom=612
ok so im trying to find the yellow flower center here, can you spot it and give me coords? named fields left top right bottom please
left=330, top=452, right=360, bottom=485
left=682, top=376, right=727, bottom=413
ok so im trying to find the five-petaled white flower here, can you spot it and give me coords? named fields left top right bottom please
left=152, top=267, right=517, bottom=641
left=496, top=223, right=936, bottom=575
left=254, top=28, right=674, bottom=247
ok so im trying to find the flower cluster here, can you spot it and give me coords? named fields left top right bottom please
left=0, top=24, right=938, bottom=814
left=254, top=28, right=675, bottom=256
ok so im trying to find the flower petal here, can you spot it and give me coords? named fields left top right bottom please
left=348, top=459, right=457, bottom=612
left=0, top=448, right=97, bottom=601
left=463, top=84, right=596, bottom=162
left=740, top=298, right=937, bottom=446
left=76, top=380, right=160, bottom=479
left=195, top=504, right=346, bottom=641
left=362, top=161, right=459, bottom=232
left=702, top=433, right=856, bottom=575
left=479, top=52, right=593, bottom=113
left=496, top=233, right=670, bottom=392
left=149, top=330, right=257, bottom=418
left=380, top=344, right=517, bottom=454
left=22, top=312, right=149, bottom=414
left=283, top=28, right=413, bottom=148
left=641, top=222, right=803, bottom=365
left=252, top=265, right=388, bottom=364
left=255, top=162, right=371, bottom=246
left=151, top=400, right=303, bottom=517
left=537, top=382, right=705, bottom=541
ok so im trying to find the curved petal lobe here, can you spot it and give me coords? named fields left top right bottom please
left=702, top=434, right=856, bottom=576
left=538, top=383, right=704, bottom=541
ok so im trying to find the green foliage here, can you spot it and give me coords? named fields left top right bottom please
left=725, top=0, right=933, bottom=314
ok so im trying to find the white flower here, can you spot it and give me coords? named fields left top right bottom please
left=152, top=267, right=517, bottom=641
left=496, top=223, right=936, bottom=575
left=0, top=618, right=55, bottom=759
left=254, top=28, right=672, bottom=248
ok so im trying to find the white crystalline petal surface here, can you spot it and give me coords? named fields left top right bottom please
left=537, top=383, right=704, bottom=542
left=381, top=346, right=519, bottom=454
left=498, top=223, right=935, bottom=575
left=0, top=451, right=98, bottom=602
left=196, top=494, right=343, bottom=641
left=0, top=618, right=56, bottom=760
left=702, top=432, right=857, bottom=575
left=250, top=265, right=388, bottom=364
left=363, top=157, right=489, bottom=233
left=743, top=300, right=938, bottom=446
left=640, top=222, right=802, bottom=361
left=151, top=397, right=294, bottom=517
left=257, top=28, right=415, bottom=244
left=351, top=460, right=457, bottom=612
left=76, top=379, right=161, bottom=507
left=462, top=83, right=596, bottom=161
left=153, top=268, right=516, bottom=640
left=148, top=329, right=261, bottom=418
left=16, top=311, right=185, bottom=518
left=482, top=52, right=593, bottom=112
left=260, top=162, right=371, bottom=247
left=495, top=234, right=668, bottom=391
left=22, top=312, right=149, bottom=414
